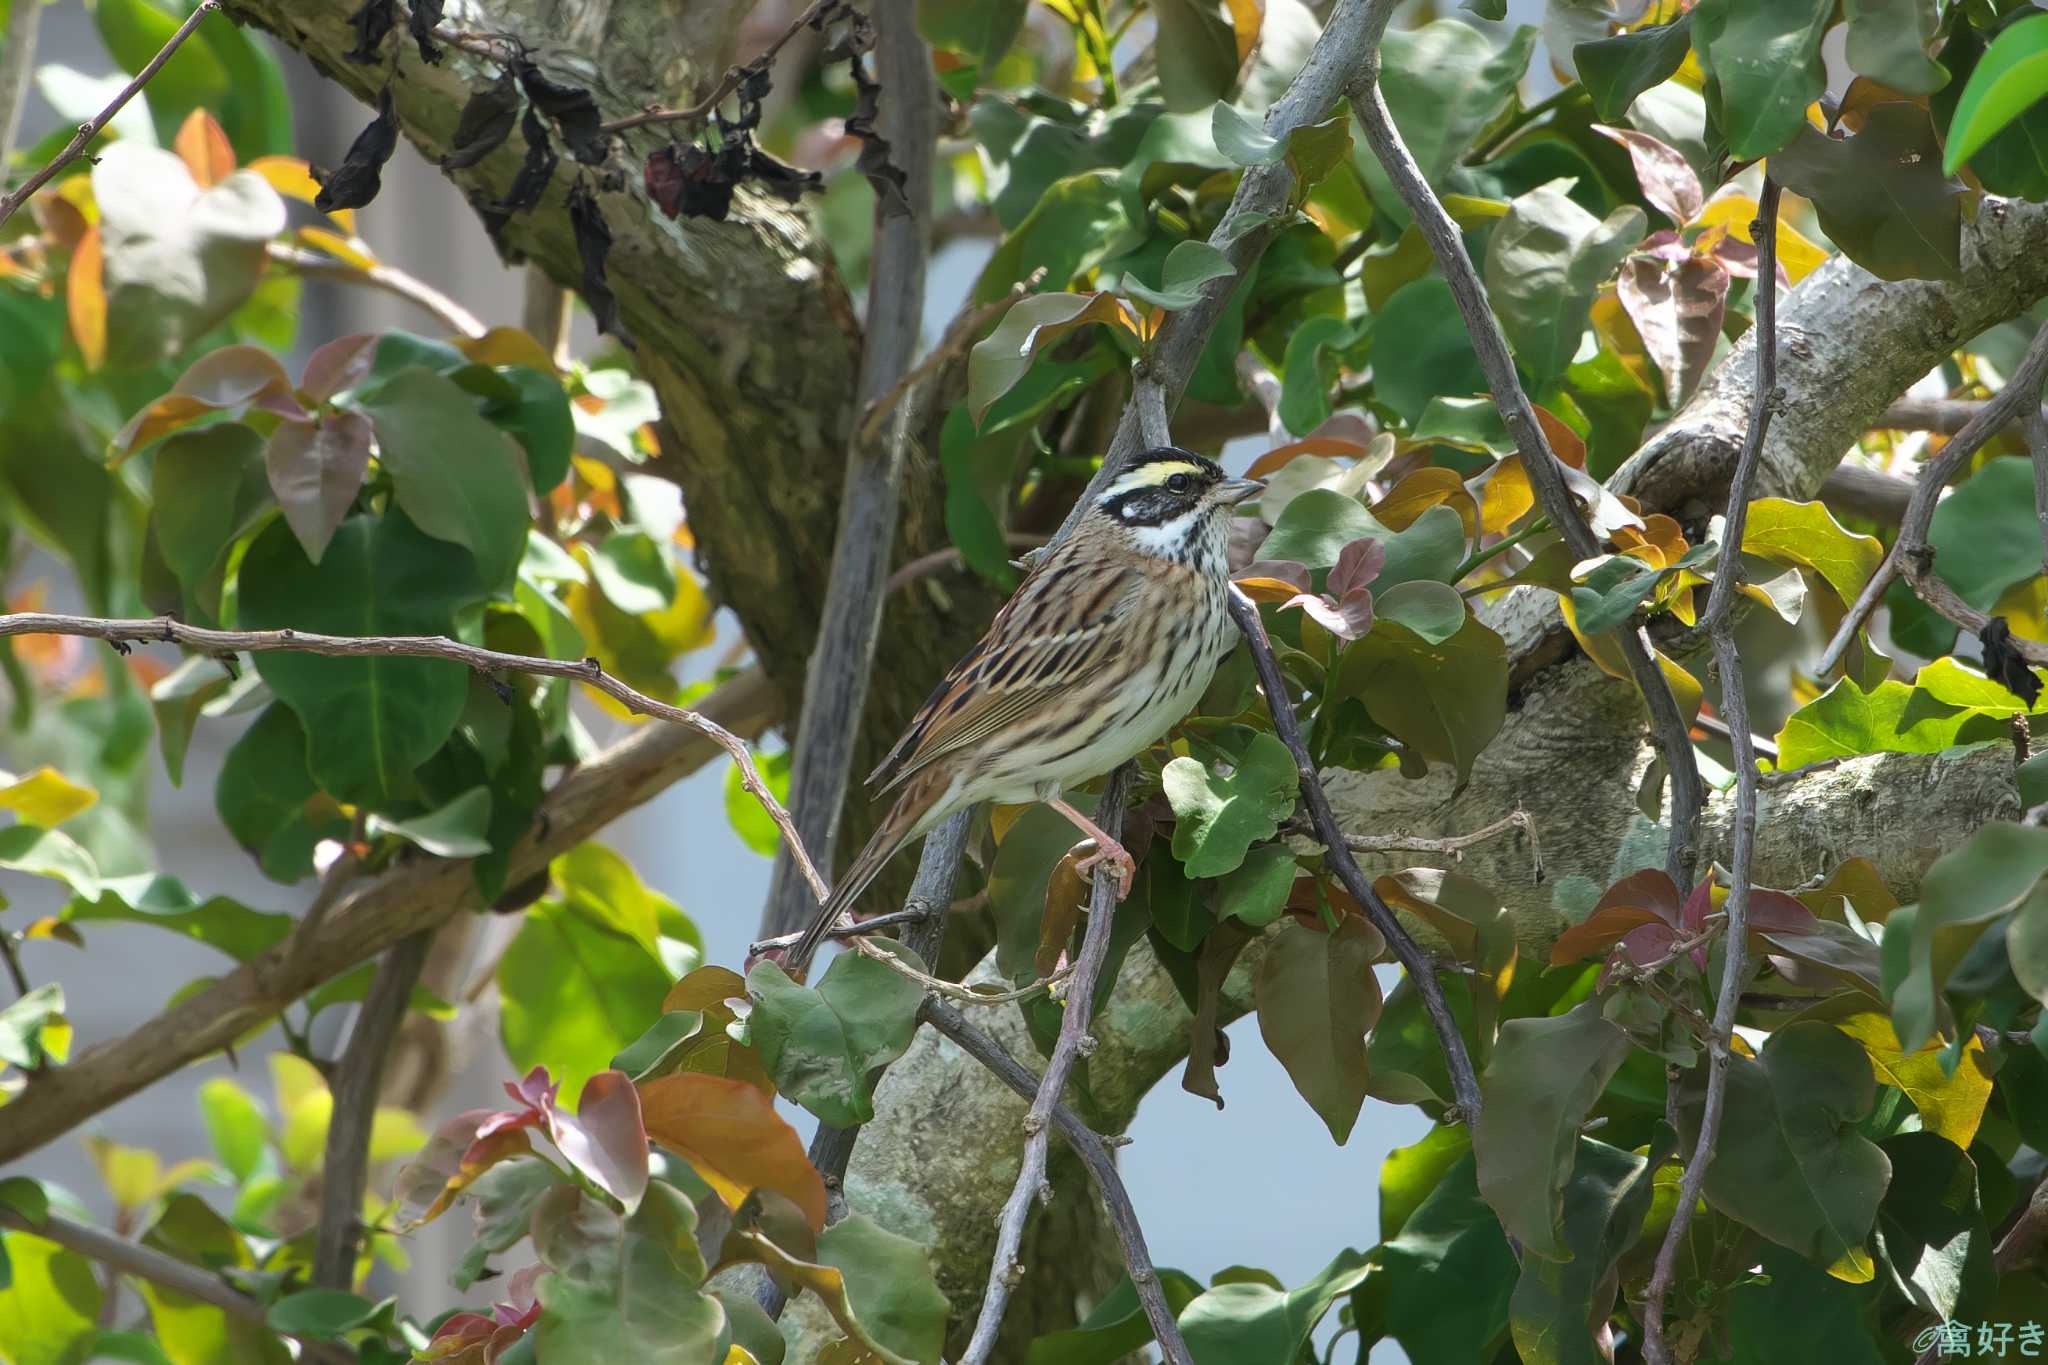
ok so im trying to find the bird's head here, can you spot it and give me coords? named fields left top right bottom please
left=1093, top=446, right=1263, bottom=565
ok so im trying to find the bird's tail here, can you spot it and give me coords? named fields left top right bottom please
left=783, top=773, right=945, bottom=978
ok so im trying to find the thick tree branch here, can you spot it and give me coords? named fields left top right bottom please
left=0, top=1, right=219, bottom=227
left=1819, top=325, right=2048, bottom=673
left=1643, top=178, right=1779, bottom=1365
left=1348, top=0, right=1704, bottom=889
left=0, top=668, right=777, bottom=1165
left=2029, top=405, right=2048, bottom=581
left=312, top=930, right=433, bottom=1290
left=1229, top=588, right=1484, bottom=1121
left=0, top=1210, right=349, bottom=1363
left=0, top=611, right=824, bottom=902
left=763, top=0, right=938, bottom=938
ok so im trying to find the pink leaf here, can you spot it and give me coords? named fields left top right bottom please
left=1593, top=125, right=1704, bottom=226
left=1327, top=537, right=1387, bottom=599
left=299, top=333, right=377, bottom=402
left=1617, top=254, right=1729, bottom=408
left=550, top=1071, right=650, bottom=1213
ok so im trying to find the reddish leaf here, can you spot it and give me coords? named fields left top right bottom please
left=551, top=1071, right=650, bottom=1213
left=1592, top=124, right=1703, bottom=226
left=113, top=346, right=306, bottom=459
left=1549, top=905, right=1664, bottom=965
left=394, top=1108, right=535, bottom=1228
left=299, top=334, right=378, bottom=402
left=1283, top=589, right=1376, bottom=641
left=1533, top=403, right=1587, bottom=470
left=1327, top=537, right=1387, bottom=598
left=638, top=1071, right=828, bottom=1230
left=1616, top=253, right=1730, bottom=407
left=266, top=412, right=373, bottom=564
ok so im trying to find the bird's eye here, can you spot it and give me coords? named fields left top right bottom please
left=1165, top=473, right=1193, bottom=494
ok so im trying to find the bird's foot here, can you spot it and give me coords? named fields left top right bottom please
left=1073, top=836, right=1136, bottom=900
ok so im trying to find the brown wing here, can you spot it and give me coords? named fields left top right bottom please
left=867, top=541, right=1138, bottom=792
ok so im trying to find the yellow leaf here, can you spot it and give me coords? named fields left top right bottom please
left=0, top=767, right=98, bottom=827
left=1232, top=575, right=1308, bottom=604
left=1370, top=466, right=1477, bottom=539
left=1589, top=290, right=1656, bottom=394
left=246, top=155, right=355, bottom=234
left=1223, top=0, right=1263, bottom=64
left=173, top=109, right=236, bottom=187
left=1556, top=591, right=1631, bottom=680
left=1659, top=648, right=1702, bottom=728
left=67, top=227, right=106, bottom=371
left=458, top=326, right=558, bottom=373
left=1833, top=1011, right=1994, bottom=1149
left=1472, top=456, right=1534, bottom=535
left=1692, top=190, right=1828, bottom=283
left=1772, top=220, right=1828, bottom=283
left=1828, top=1246, right=1877, bottom=1284
left=1995, top=577, right=2048, bottom=643
left=298, top=225, right=379, bottom=271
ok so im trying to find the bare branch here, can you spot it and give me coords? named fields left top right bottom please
left=1347, top=0, right=1705, bottom=889
left=762, top=0, right=938, bottom=938
left=1642, top=177, right=1780, bottom=1365
left=923, top=996, right=1192, bottom=1365
left=1228, top=587, right=1484, bottom=1122
left=1818, top=325, right=2048, bottom=673
left=0, top=1, right=220, bottom=227
left=0, top=667, right=778, bottom=1165
left=1289, top=806, right=1540, bottom=876
left=1900, top=560, right=2048, bottom=667
left=0, top=1209, right=350, bottom=1363
left=265, top=243, right=487, bottom=340
left=2029, top=404, right=2048, bottom=581
left=0, top=610, right=825, bottom=904
left=312, top=931, right=433, bottom=1290
left=965, top=763, right=1140, bottom=1363
left=884, top=534, right=1047, bottom=596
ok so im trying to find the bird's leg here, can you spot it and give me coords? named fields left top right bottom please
left=1044, top=796, right=1136, bottom=899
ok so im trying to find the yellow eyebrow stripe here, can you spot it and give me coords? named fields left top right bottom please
left=1114, top=460, right=1203, bottom=490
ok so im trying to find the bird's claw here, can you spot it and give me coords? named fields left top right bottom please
left=1074, top=842, right=1136, bottom=899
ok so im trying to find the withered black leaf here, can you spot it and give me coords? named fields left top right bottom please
left=1979, top=617, right=2042, bottom=707
left=746, top=146, right=822, bottom=204
left=568, top=182, right=625, bottom=341
left=516, top=59, right=608, bottom=165
left=344, top=0, right=396, bottom=63
left=645, top=140, right=742, bottom=221
left=408, top=0, right=444, bottom=63
left=495, top=106, right=558, bottom=212
left=844, top=46, right=909, bottom=218
left=442, top=72, right=521, bottom=170
left=313, top=88, right=400, bottom=213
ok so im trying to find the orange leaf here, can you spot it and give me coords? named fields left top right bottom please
left=639, top=1073, right=827, bottom=1231
left=246, top=155, right=356, bottom=235
left=1224, top=0, right=1264, bottom=64
left=67, top=228, right=106, bottom=371
left=1244, top=435, right=1373, bottom=479
left=1370, top=466, right=1477, bottom=538
left=1533, top=404, right=1586, bottom=470
left=1549, top=905, right=1664, bottom=965
left=1037, top=853, right=1089, bottom=976
left=174, top=109, right=236, bottom=187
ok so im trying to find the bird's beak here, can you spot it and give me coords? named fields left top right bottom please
left=1217, top=477, right=1265, bottom=506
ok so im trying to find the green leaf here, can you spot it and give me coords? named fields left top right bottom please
left=589, top=530, right=678, bottom=616
left=1368, top=21, right=1536, bottom=206
left=1178, top=1248, right=1372, bottom=1364
left=1569, top=555, right=1665, bottom=635
left=1942, top=13, right=2048, bottom=175
left=1254, top=917, right=1382, bottom=1143
left=1508, top=1135, right=1662, bottom=1365
left=1842, top=0, right=1947, bottom=96
left=1254, top=488, right=1376, bottom=568
left=1925, top=457, right=2047, bottom=615
left=917, top=0, right=1028, bottom=66
left=1022, top=1268, right=1205, bottom=1363
left=357, top=366, right=531, bottom=591
left=1215, top=844, right=1296, bottom=929
left=1574, top=15, right=1694, bottom=122
left=0, top=985, right=68, bottom=1071
left=1151, top=0, right=1239, bottom=113
left=1876, top=1130, right=1995, bottom=1324
left=67, top=877, right=292, bottom=962
left=968, top=292, right=1130, bottom=421
left=1122, top=240, right=1236, bottom=311
left=1276, top=314, right=1364, bottom=435
left=238, top=513, right=481, bottom=806
left=973, top=170, right=1141, bottom=302
left=1740, top=497, right=1883, bottom=608
left=1374, top=504, right=1467, bottom=590
left=1934, top=20, right=2048, bottom=198
left=1334, top=614, right=1508, bottom=786
left=610, top=1010, right=707, bottom=1083
left=0, top=1233, right=101, bottom=1363
left=1162, top=731, right=1299, bottom=878
left=723, top=748, right=793, bottom=858
left=475, top=365, right=574, bottom=492
left=197, top=1079, right=270, bottom=1183
left=816, top=1215, right=951, bottom=1365
left=1371, top=278, right=1488, bottom=426
left=498, top=900, right=672, bottom=1101
left=265, top=1289, right=378, bottom=1340
left=213, top=702, right=349, bottom=882
left=532, top=1184, right=724, bottom=1363
left=149, top=423, right=271, bottom=604
left=1687, top=1020, right=1890, bottom=1270
left=1719, top=1244, right=1890, bottom=1362
left=1373, top=580, right=1465, bottom=645
left=1212, top=101, right=1282, bottom=165
left=1771, top=102, right=1965, bottom=283
left=1485, top=180, right=1646, bottom=382
left=1774, top=676, right=2006, bottom=771
left=1893, top=823, right=2048, bottom=1051
left=551, top=840, right=696, bottom=962
left=94, top=0, right=229, bottom=118
left=1376, top=1154, right=1515, bottom=1364
left=454, top=1157, right=565, bottom=1290
left=746, top=942, right=929, bottom=1126
left=1691, top=0, right=1832, bottom=160
left=1474, top=998, right=1632, bottom=1258
left=367, top=785, right=492, bottom=858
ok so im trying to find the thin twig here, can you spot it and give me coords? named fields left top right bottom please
left=265, top=242, right=487, bottom=340
left=0, top=1, right=220, bottom=228
left=1347, top=0, right=1705, bottom=889
left=0, top=929, right=30, bottom=998
left=0, top=612, right=827, bottom=905
left=760, top=0, right=936, bottom=939
left=1691, top=712, right=1779, bottom=763
left=1228, top=588, right=1485, bottom=1122
left=312, top=930, right=432, bottom=1290
left=1818, top=325, right=2048, bottom=674
left=0, top=1209, right=351, bottom=1363
left=2028, top=404, right=2048, bottom=580
left=964, top=763, right=1135, bottom=1363
left=1900, top=559, right=2048, bottom=667
left=1289, top=806, right=1539, bottom=873
left=1642, top=177, right=1780, bottom=1365
left=853, top=936, right=1075, bottom=1005
left=884, top=534, right=1046, bottom=596
left=598, top=0, right=838, bottom=133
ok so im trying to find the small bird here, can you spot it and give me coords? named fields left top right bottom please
left=785, top=446, right=1263, bottom=975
